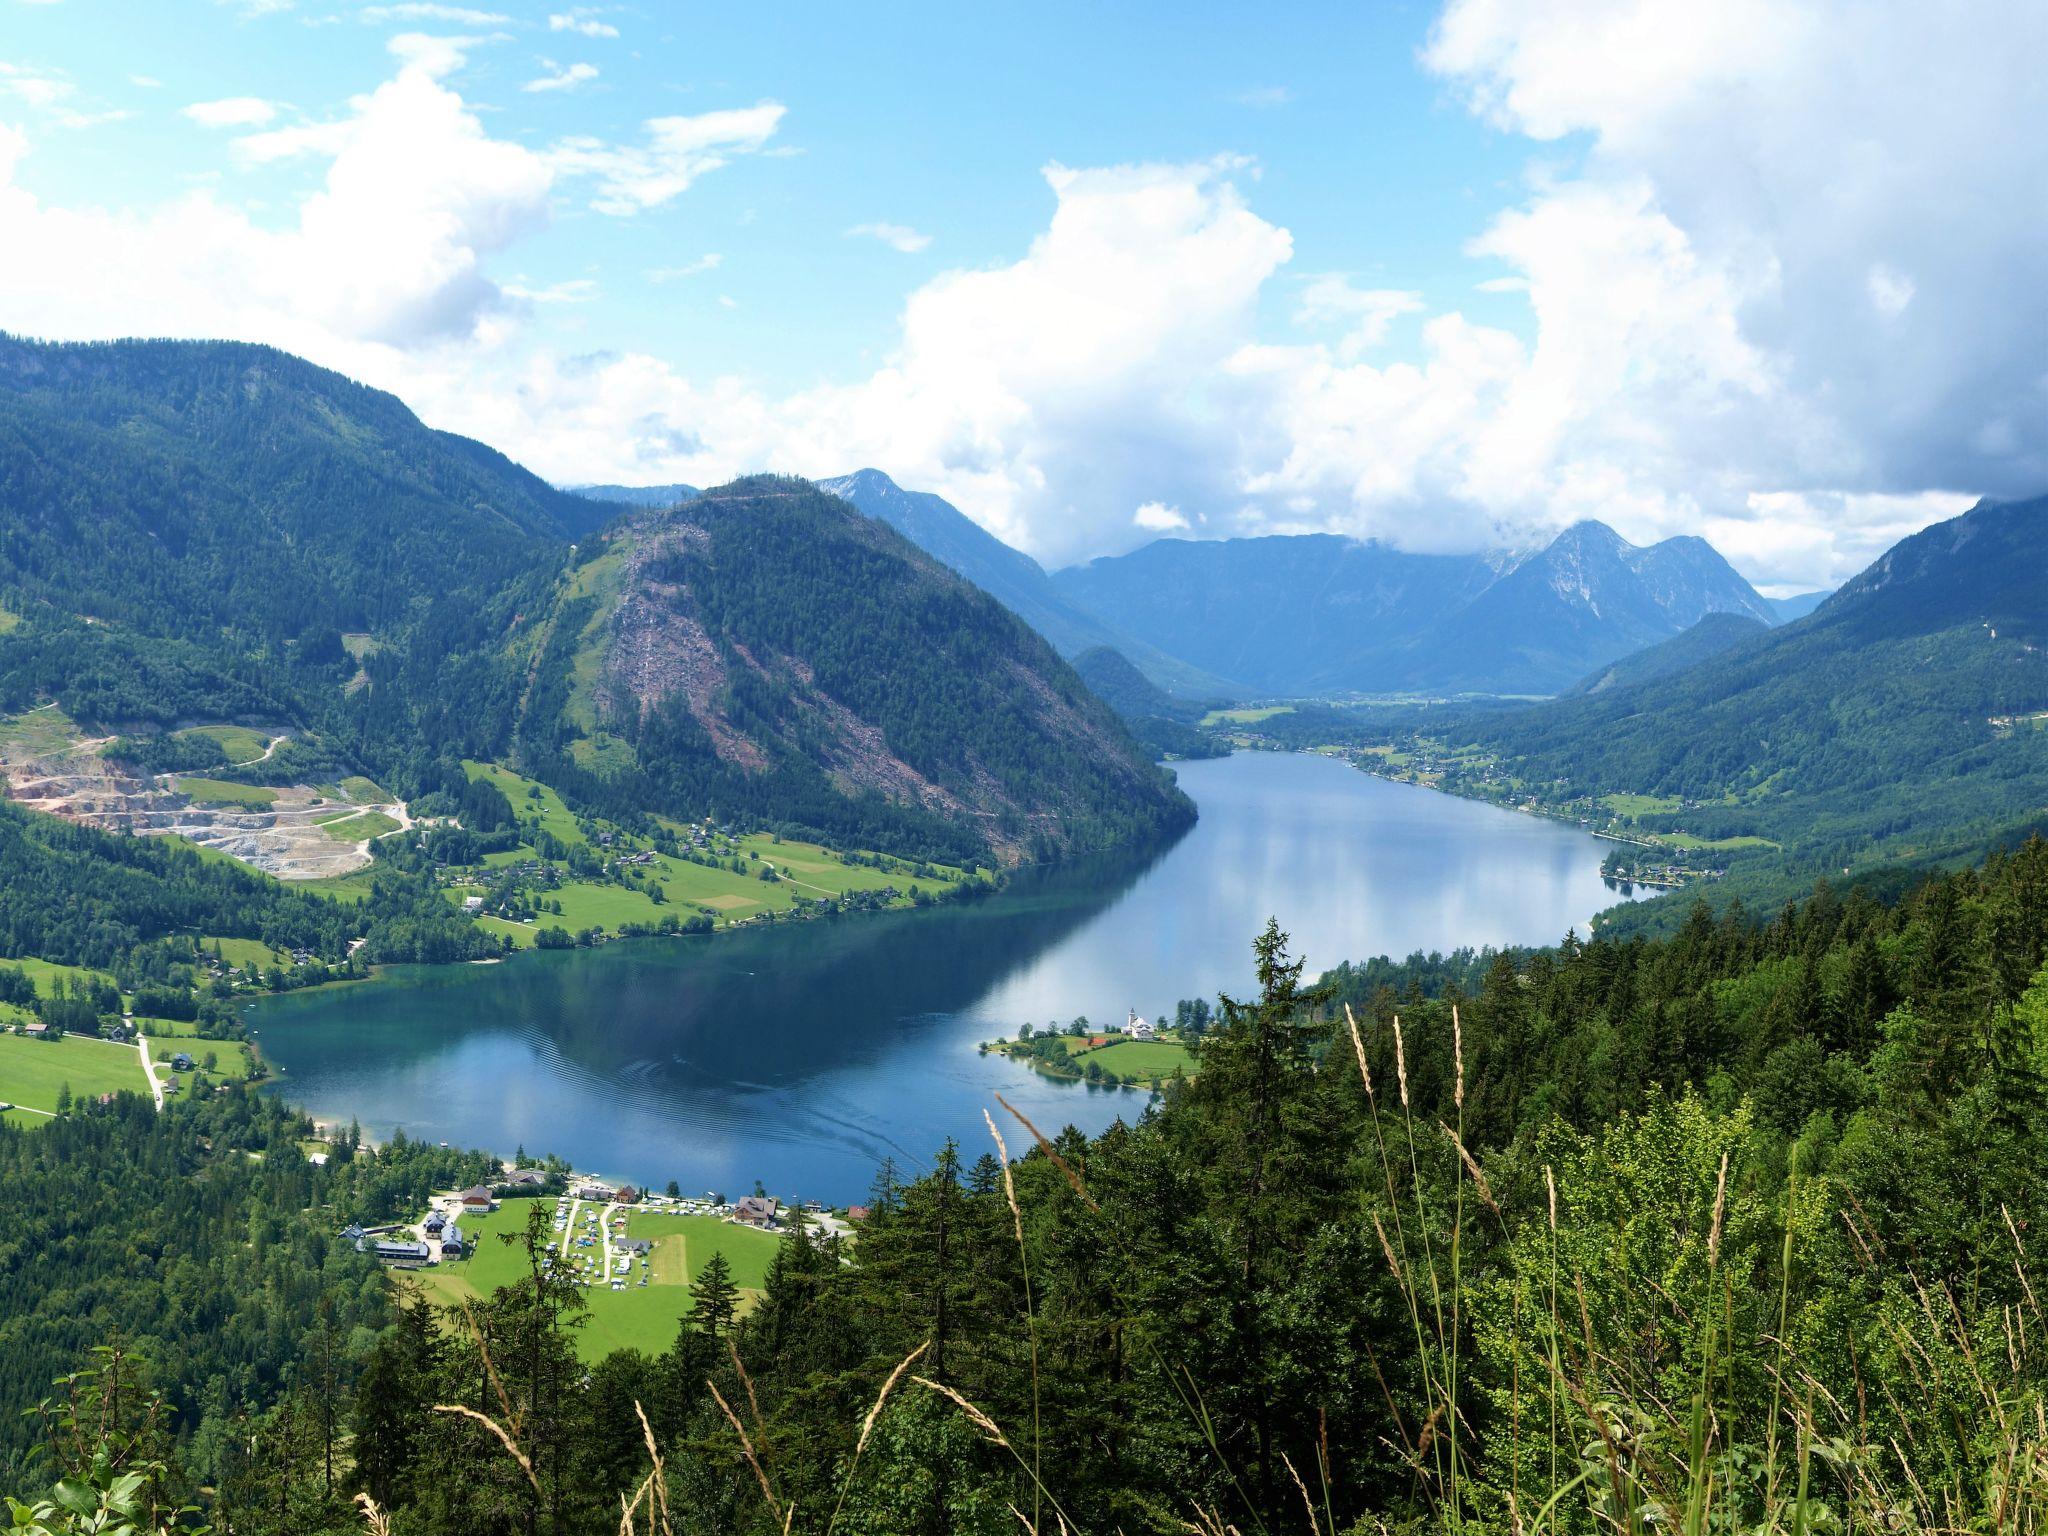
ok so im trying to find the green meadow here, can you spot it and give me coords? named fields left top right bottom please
left=413, top=1198, right=782, bottom=1360
left=0, top=1032, right=149, bottom=1115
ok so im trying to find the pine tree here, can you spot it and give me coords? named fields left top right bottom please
left=689, top=1250, right=740, bottom=1338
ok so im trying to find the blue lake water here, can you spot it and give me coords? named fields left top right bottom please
left=255, top=752, right=1626, bottom=1202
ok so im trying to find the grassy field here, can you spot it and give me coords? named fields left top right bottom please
left=322, top=810, right=400, bottom=842
left=203, top=936, right=292, bottom=968
left=0, top=1031, right=148, bottom=1114
left=174, top=724, right=273, bottom=763
left=1601, top=792, right=1683, bottom=818
left=149, top=1034, right=256, bottom=1083
left=176, top=777, right=278, bottom=808
left=465, top=761, right=588, bottom=847
left=414, top=1199, right=782, bottom=1360
left=339, top=775, right=388, bottom=803
left=296, top=869, right=379, bottom=904
left=1078, top=1038, right=1197, bottom=1079
left=451, top=770, right=974, bottom=939
left=0, top=704, right=87, bottom=760
left=1202, top=705, right=1296, bottom=727
left=6, top=956, right=119, bottom=1000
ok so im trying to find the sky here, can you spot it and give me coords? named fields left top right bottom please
left=0, top=1, right=2041, bottom=593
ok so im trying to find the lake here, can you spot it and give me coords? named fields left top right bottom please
left=254, top=752, right=1627, bottom=1203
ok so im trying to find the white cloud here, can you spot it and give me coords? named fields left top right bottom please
left=361, top=4, right=511, bottom=21
left=1133, top=502, right=1190, bottom=532
left=130, top=75, right=165, bottom=89
left=504, top=277, right=597, bottom=303
left=523, top=60, right=597, bottom=94
left=647, top=254, right=721, bottom=280
left=183, top=96, right=279, bottom=128
left=548, top=8, right=617, bottom=38
left=1233, top=85, right=1294, bottom=107
left=1866, top=263, right=1914, bottom=318
left=548, top=102, right=784, bottom=215
left=1295, top=276, right=1423, bottom=358
left=0, top=60, right=129, bottom=127
left=846, top=221, right=931, bottom=254
left=0, top=62, right=67, bottom=110
left=0, top=0, right=2036, bottom=590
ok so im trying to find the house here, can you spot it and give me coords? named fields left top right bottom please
left=341, top=1223, right=366, bottom=1244
left=846, top=1205, right=872, bottom=1223
left=459, top=1185, right=496, bottom=1211
left=733, top=1195, right=780, bottom=1228
left=462, top=895, right=485, bottom=912
left=171, top=1052, right=195, bottom=1072
left=424, top=1211, right=447, bottom=1236
left=440, top=1224, right=465, bottom=1255
left=362, top=1237, right=431, bottom=1266
left=501, top=1168, right=548, bottom=1189
left=23, top=1021, right=47, bottom=1037
left=574, top=1182, right=614, bottom=1201
left=613, top=1185, right=639, bottom=1204
left=1126, top=1009, right=1156, bottom=1040
left=613, top=1236, right=652, bottom=1255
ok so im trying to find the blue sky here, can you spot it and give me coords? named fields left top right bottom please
left=6, top=0, right=1535, bottom=387
left=0, top=0, right=2038, bottom=587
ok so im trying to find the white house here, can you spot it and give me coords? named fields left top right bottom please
left=1127, top=1008, right=1156, bottom=1040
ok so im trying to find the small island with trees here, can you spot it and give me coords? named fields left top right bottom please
left=980, top=1000, right=1210, bottom=1090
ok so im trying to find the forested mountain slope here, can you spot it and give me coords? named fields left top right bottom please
left=0, top=338, right=1189, bottom=885
left=1566, top=610, right=1771, bottom=695
left=511, top=477, right=1193, bottom=865
left=0, top=334, right=583, bottom=651
left=1455, top=492, right=2048, bottom=891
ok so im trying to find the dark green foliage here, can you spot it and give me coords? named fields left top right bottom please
left=1070, top=646, right=1229, bottom=759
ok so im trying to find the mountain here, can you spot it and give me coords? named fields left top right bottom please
left=1052, top=534, right=1503, bottom=697
left=1768, top=588, right=1832, bottom=622
left=571, top=482, right=701, bottom=510
left=0, top=334, right=590, bottom=653
left=1070, top=645, right=1227, bottom=760
left=1459, top=492, right=2048, bottom=889
left=1395, top=521, right=1778, bottom=695
left=0, top=337, right=1188, bottom=873
left=817, top=470, right=1240, bottom=698
left=1566, top=611, right=1772, bottom=695
left=513, top=477, right=1193, bottom=865
left=1051, top=519, right=1776, bottom=697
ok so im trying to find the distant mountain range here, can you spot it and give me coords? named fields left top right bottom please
left=1459, top=491, right=2048, bottom=888
left=574, top=469, right=1795, bottom=701
left=1052, top=518, right=1779, bottom=697
left=572, top=482, right=700, bottom=511
left=815, top=470, right=1239, bottom=698
left=1768, top=589, right=1832, bottom=623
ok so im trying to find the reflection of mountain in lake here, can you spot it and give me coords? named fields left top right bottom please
left=256, top=753, right=1627, bottom=1201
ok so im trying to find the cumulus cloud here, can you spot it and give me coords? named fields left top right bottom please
left=547, top=103, right=785, bottom=215
left=548, top=8, right=617, bottom=38
left=846, top=221, right=931, bottom=254
left=1295, top=277, right=1423, bottom=358
left=1133, top=502, right=1191, bottom=532
left=523, top=60, right=597, bottom=94
left=182, top=96, right=279, bottom=128
left=1423, top=0, right=2048, bottom=547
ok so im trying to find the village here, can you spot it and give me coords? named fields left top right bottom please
left=341, top=1163, right=870, bottom=1358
